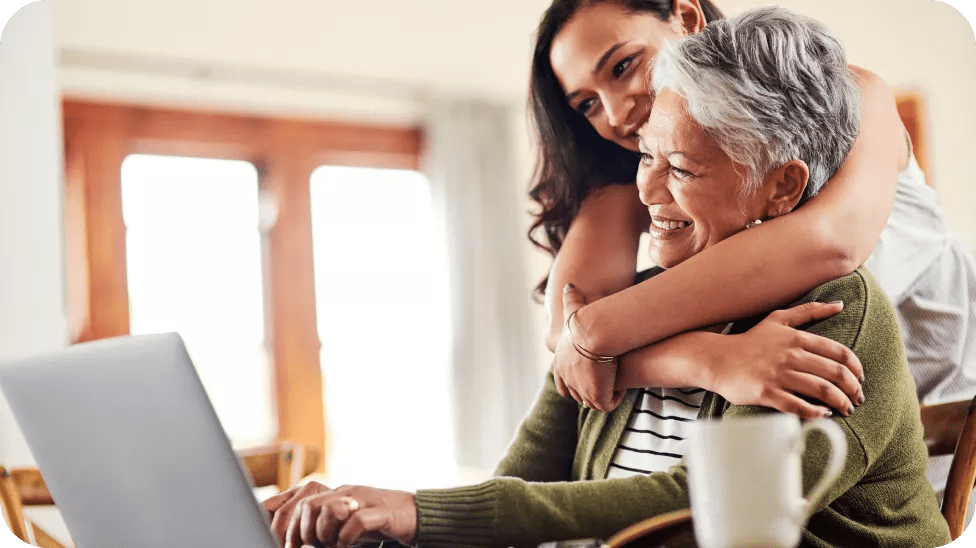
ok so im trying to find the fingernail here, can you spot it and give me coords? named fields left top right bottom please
left=858, top=393, right=865, bottom=406
left=829, top=300, right=844, bottom=308
left=823, top=408, right=833, bottom=418
left=847, top=405, right=855, bottom=416
left=564, top=283, right=576, bottom=292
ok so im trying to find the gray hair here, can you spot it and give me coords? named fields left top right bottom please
left=651, top=6, right=861, bottom=203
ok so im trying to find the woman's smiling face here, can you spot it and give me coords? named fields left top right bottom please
left=549, top=3, right=685, bottom=152
left=637, top=89, right=769, bottom=268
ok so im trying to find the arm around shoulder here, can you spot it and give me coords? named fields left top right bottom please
left=572, top=68, right=905, bottom=358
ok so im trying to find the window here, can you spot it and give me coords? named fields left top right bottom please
left=121, top=154, right=274, bottom=447
left=310, top=166, right=454, bottom=489
left=63, top=100, right=424, bottom=472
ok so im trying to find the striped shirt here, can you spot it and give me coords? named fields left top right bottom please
left=607, top=323, right=732, bottom=478
left=606, top=386, right=705, bottom=478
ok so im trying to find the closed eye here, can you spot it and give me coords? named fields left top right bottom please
left=576, top=97, right=598, bottom=116
left=670, top=166, right=695, bottom=180
left=612, top=54, right=637, bottom=78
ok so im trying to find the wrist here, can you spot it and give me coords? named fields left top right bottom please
left=573, top=304, right=610, bottom=357
left=691, top=331, right=726, bottom=393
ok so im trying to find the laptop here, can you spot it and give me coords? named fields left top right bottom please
left=0, top=332, right=281, bottom=548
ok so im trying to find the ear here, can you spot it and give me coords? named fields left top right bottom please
left=671, top=0, right=707, bottom=35
left=762, top=160, right=809, bottom=216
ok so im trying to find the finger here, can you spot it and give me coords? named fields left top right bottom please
left=284, top=498, right=308, bottom=548
left=610, top=390, right=626, bottom=410
left=299, top=498, right=321, bottom=547
left=587, top=388, right=613, bottom=413
left=772, top=301, right=844, bottom=328
left=263, top=487, right=300, bottom=514
left=782, top=370, right=856, bottom=417
left=272, top=483, right=331, bottom=544
left=798, top=331, right=865, bottom=384
left=590, top=397, right=611, bottom=413
left=793, top=339, right=864, bottom=407
left=567, top=385, right=585, bottom=407
left=317, top=497, right=355, bottom=545
left=763, top=389, right=834, bottom=421
left=337, top=508, right=388, bottom=548
left=270, top=496, right=302, bottom=545
left=554, top=372, right=570, bottom=399
left=562, top=283, right=587, bottom=321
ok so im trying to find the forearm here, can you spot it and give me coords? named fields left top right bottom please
left=543, top=184, right=648, bottom=351
left=614, top=330, right=723, bottom=392
left=414, top=472, right=690, bottom=548
left=574, top=68, right=904, bottom=357
left=573, top=225, right=840, bottom=356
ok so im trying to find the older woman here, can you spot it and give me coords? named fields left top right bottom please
left=264, top=8, right=950, bottom=547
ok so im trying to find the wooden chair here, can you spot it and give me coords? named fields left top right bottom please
left=920, top=395, right=976, bottom=540
left=237, top=441, right=321, bottom=493
left=0, top=467, right=66, bottom=548
left=0, top=442, right=320, bottom=547
left=605, top=508, right=695, bottom=548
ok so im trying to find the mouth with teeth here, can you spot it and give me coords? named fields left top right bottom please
left=650, top=215, right=693, bottom=235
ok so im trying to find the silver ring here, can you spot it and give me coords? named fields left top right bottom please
left=339, top=495, right=360, bottom=513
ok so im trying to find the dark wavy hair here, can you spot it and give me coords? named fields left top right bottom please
left=528, top=0, right=724, bottom=297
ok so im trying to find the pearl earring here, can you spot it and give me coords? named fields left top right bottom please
left=745, top=219, right=763, bottom=229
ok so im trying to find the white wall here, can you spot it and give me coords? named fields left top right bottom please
left=54, top=0, right=554, bottom=101
left=0, top=0, right=71, bottom=541
left=0, top=0, right=67, bottom=467
left=51, top=0, right=976, bottom=313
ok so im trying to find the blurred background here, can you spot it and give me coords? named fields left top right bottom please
left=1, top=0, right=974, bottom=543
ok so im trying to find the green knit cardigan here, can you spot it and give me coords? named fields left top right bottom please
left=413, top=268, right=952, bottom=548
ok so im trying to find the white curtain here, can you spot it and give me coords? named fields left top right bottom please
left=423, top=97, right=544, bottom=471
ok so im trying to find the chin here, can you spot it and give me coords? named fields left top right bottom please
left=648, top=250, right=692, bottom=270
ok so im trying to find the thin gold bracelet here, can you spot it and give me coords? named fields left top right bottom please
left=566, top=309, right=617, bottom=363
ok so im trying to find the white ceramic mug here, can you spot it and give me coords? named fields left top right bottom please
left=685, top=414, right=846, bottom=548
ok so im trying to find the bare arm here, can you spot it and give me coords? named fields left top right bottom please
left=543, top=183, right=648, bottom=351
left=614, top=302, right=865, bottom=420
left=572, top=67, right=906, bottom=357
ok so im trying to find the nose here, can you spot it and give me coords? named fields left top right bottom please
left=637, top=165, right=668, bottom=206
left=603, top=93, right=638, bottom=137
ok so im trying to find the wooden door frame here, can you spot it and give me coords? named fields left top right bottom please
left=62, top=99, right=423, bottom=470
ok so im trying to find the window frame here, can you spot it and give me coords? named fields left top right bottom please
left=62, top=99, right=423, bottom=469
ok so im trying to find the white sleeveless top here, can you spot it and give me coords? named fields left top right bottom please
left=863, top=153, right=976, bottom=406
left=863, top=151, right=976, bottom=497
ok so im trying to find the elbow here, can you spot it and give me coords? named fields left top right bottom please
left=811, top=218, right=864, bottom=279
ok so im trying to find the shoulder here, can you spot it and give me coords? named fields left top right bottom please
left=848, top=65, right=895, bottom=101
left=792, top=267, right=897, bottom=350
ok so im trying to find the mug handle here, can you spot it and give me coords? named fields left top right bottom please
left=798, top=419, right=847, bottom=516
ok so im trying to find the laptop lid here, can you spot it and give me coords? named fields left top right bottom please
left=0, top=332, right=279, bottom=548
